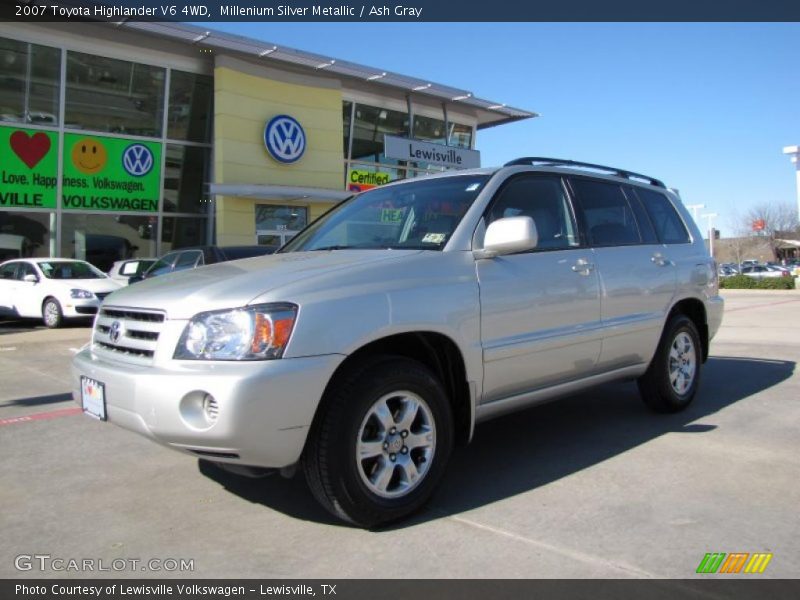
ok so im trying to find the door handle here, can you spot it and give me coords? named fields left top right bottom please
left=571, top=259, right=595, bottom=275
left=651, top=253, right=670, bottom=267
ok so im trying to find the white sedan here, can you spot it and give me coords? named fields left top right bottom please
left=0, top=258, right=122, bottom=328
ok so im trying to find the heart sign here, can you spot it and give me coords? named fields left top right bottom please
left=10, top=131, right=51, bottom=169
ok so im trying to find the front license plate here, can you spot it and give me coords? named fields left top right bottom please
left=81, top=377, right=107, bottom=421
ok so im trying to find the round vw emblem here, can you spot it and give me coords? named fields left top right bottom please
left=109, top=320, right=123, bottom=344
left=122, top=143, right=154, bottom=177
left=264, top=115, right=306, bottom=164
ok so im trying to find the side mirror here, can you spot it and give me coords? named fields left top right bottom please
left=128, top=275, right=143, bottom=285
left=23, top=274, right=39, bottom=283
left=477, top=216, right=538, bottom=258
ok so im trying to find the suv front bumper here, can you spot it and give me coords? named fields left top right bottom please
left=72, top=347, right=344, bottom=468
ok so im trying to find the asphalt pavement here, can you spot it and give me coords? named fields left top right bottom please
left=1, top=290, right=798, bottom=578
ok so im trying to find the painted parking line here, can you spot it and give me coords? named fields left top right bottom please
left=0, top=407, right=82, bottom=427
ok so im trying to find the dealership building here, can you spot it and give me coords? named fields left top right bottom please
left=0, top=21, right=534, bottom=269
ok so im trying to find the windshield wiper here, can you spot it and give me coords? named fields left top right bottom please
left=308, top=245, right=357, bottom=251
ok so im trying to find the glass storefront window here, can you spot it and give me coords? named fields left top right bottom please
left=449, top=122, right=473, bottom=149
left=413, top=114, right=446, bottom=144
left=0, top=37, right=60, bottom=126
left=164, top=145, right=211, bottom=214
left=161, top=216, right=207, bottom=253
left=0, top=211, right=55, bottom=260
left=255, top=205, right=308, bottom=232
left=61, top=213, right=157, bottom=272
left=351, top=104, right=409, bottom=167
left=255, top=205, right=308, bottom=252
left=342, top=101, right=352, bottom=158
left=167, top=70, right=212, bottom=143
left=65, top=51, right=165, bottom=137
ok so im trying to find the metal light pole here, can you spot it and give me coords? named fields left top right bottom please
left=685, top=203, right=705, bottom=226
left=701, top=213, right=718, bottom=258
left=782, top=146, right=800, bottom=223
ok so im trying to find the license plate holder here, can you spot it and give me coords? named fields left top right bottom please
left=81, top=376, right=107, bottom=421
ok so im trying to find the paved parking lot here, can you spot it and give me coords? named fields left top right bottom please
left=1, top=290, right=798, bottom=579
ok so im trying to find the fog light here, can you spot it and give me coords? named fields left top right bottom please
left=202, top=394, right=219, bottom=423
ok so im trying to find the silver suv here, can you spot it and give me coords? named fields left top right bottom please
left=72, top=158, right=723, bottom=527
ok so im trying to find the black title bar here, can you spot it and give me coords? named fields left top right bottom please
left=2, top=0, right=800, bottom=22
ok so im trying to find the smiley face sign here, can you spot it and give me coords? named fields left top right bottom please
left=71, top=137, right=108, bottom=174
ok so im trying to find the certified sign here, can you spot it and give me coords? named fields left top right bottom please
left=264, top=115, right=306, bottom=164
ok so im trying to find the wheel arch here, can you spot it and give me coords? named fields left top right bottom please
left=314, top=331, right=474, bottom=447
left=668, top=297, right=709, bottom=362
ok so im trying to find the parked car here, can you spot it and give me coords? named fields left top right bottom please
left=129, top=246, right=275, bottom=284
left=718, top=265, right=737, bottom=278
left=108, top=258, right=157, bottom=286
left=741, top=265, right=791, bottom=279
left=72, top=157, right=723, bottom=527
left=0, top=258, right=122, bottom=327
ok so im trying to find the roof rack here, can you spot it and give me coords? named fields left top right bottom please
left=504, top=157, right=666, bottom=188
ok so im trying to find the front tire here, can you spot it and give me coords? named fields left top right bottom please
left=42, top=298, right=63, bottom=328
left=638, top=313, right=702, bottom=413
left=303, top=355, right=453, bottom=528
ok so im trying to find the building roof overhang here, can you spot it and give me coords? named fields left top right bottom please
left=115, top=21, right=537, bottom=130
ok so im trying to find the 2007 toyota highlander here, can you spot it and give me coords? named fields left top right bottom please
left=73, top=157, right=724, bottom=527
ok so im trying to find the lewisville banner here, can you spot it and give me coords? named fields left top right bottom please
left=0, top=125, right=58, bottom=209
left=62, top=133, right=161, bottom=212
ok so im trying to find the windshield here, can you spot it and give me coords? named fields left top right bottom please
left=281, top=175, right=490, bottom=252
left=39, top=261, right=106, bottom=280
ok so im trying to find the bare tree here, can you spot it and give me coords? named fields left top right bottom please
left=741, top=202, right=800, bottom=260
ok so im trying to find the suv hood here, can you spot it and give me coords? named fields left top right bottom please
left=103, top=250, right=422, bottom=319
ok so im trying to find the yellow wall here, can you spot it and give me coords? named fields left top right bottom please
left=213, top=65, right=344, bottom=245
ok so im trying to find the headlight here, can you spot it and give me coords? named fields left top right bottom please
left=70, top=288, right=94, bottom=299
left=174, top=303, right=298, bottom=361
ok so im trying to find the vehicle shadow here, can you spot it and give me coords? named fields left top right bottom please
left=0, top=392, right=73, bottom=408
left=0, top=318, right=92, bottom=335
left=198, top=356, right=794, bottom=528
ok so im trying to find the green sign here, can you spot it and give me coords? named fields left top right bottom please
left=62, top=133, right=161, bottom=212
left=0, top=125, right=58, bottom=209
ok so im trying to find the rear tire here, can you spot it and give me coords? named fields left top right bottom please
left=303, top=355, right=453, bottom=528
left=42, top=298, right=63, bottom=329
left=638, top=313, right=702, bottom=413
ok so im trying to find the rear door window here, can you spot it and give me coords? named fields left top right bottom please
left=569, top=178, right=642, bottom=246
left=634, top=188, right=691, bottom=244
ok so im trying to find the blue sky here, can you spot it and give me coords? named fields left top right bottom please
left=208, top=23, right=800, bottom=236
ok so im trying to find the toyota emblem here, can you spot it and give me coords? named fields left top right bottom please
left=109, top=320, right=123, bottom=344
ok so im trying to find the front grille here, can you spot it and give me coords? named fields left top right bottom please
left=92, top=306, right=167, bottom=364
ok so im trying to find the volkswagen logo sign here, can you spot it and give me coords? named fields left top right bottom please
left=109, top=320, right=123, bottom=344
left=122, top=143, right=154, bottom=177
left=264, top=115, right=306, bottom=164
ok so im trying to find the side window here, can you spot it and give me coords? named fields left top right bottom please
left=173, top=250, right=202, bottom=271
left=486, top=176, right=579, bottom=250
left=148, top=253, right=179, bottom=277
left=17, top=263, right=37, bottom=280
left=0, top=263, right=18, bottom=279
left=570, top=178, right=642, bottom=247
left=635, top=188, right=691, bottom=244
